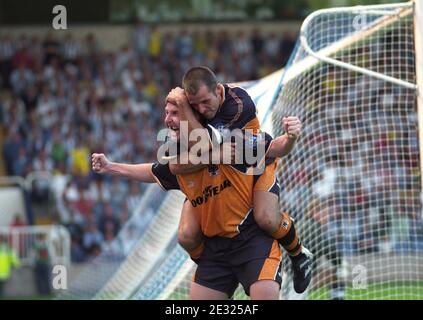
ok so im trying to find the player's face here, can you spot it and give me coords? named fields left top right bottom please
left=164, top=102, right=180, bottom=140
left=186, top=83, right=223, bottom=120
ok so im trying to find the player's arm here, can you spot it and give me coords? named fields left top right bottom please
left=169, top=152, right=208, bottom=175
left=151, top=162, right=180, bottom=191
left=267, top=135, right=297, bottom=158
left=169, top=142, right=235, bottom=175
left=241, top=116, right=301, bottom=169
left=92, top=153, right=156, bottom=183
left=266, top=116, right=302, bottom=158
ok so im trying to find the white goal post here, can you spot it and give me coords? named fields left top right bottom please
left=414, top=0, right=423, bottom=195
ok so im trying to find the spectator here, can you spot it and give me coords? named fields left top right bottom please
left=98, top=203, right=120, bottom=236
left=232, top=31, right=252, bottom=58
left=42, top=32, right=60, bottom=65
left=279, top=30, right=296, bottom=65
left=33, top=148, right=54, bottom=172
left=132, top=18, right=150, bottom=56
left=62, top=34, right=82, bottom=65
left=8, top=214, right=27, bottom=255
left=32, top=234, right=52, bottom=296
left=84, top=33, right=100, bottom=57
left=121, top=224, right=139, bottom=255
left=74, top=186, right=94, bottom=218
left=10, top=63, right=35, bottom=96
left=250, top=28, right=264, bottom=57
left=176, top=29, right=193, bottom=59
left=13, top=146, right=30, bottom=176
left=119, top=203, right=130, bottom=227
left=126, top=181, right=143, bottom=213
left=0, top=235, right=20, bottom=298
left=101, top=228, right=122, bottom=259
left=21, top=85, right=39, bottom=115
left=82, top=223, right=103, bottom=252
left=9, top=214, right=26, bottom=228
left=148, top=26, right=162, bottom=60
left=2, top=128, right=20, bottom=170
left=0, top=34, right=15, bottom=88
left=86, top=243, right=102, bottom=261
left=70, top=236, right=86, bottom=263
left=264, top=32, right=280, bottom=64
left=70, top=139, right=90, bottom=178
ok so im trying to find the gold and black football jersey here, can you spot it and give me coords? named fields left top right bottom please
left=152, top=162, right=258, bottom=238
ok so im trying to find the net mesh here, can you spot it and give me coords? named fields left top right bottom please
left=56, top=185, right=182, bottom=299
left=272, top=2, right=423, bottom=300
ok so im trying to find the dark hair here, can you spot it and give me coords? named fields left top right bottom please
left=182, top=66, right=218, bottom=95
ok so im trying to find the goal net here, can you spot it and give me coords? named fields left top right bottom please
left=272, top=1, right=423, bottom=299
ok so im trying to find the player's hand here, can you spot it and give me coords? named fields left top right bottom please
left=168, top=87, right=188, bottom=106
left=283, top=116, right=302, bottom=140
left=92, top=153, right=111, bottom=174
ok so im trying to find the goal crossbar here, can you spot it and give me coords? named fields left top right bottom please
left=299, top=2, right=416, bottom=90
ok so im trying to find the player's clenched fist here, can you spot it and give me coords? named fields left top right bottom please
left=92, top=153, right=111, bottom=174
left=283, top=116, right=302, bottom=140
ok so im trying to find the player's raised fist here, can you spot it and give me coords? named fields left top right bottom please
left=91, top=153, right=111, bottom=174
left=283, top=116, right=302, bottom=140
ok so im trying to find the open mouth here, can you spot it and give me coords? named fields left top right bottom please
left=168, top=125, right=180, bottom=140
left=168, top=125, right=179, bottom=132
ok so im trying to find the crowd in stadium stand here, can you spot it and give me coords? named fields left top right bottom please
left=0, top=23, right=296, bottom=262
